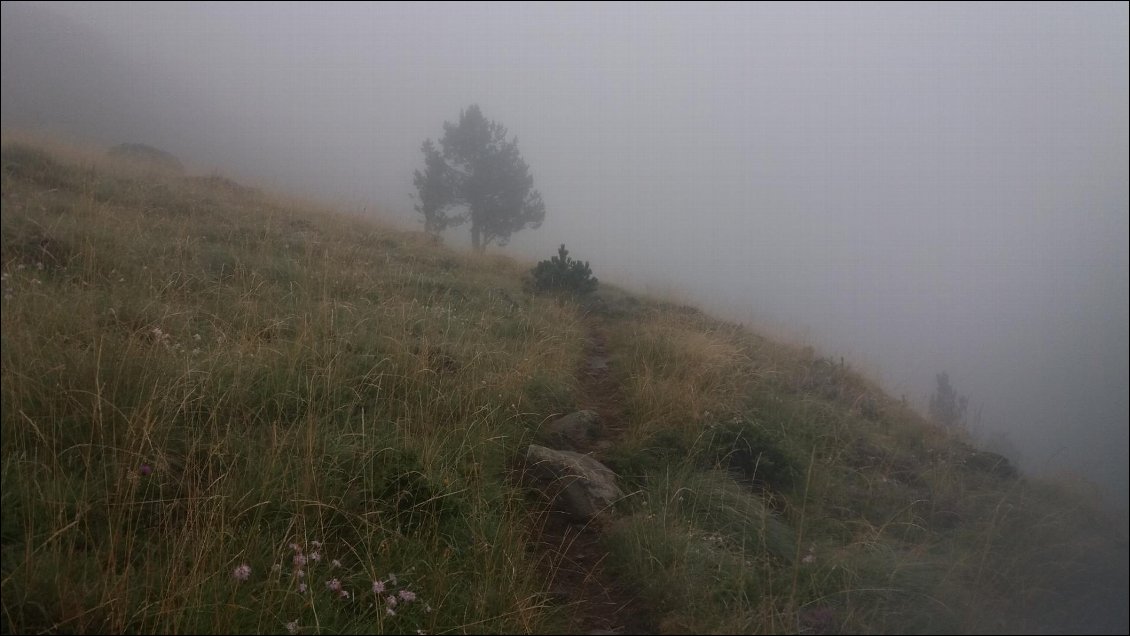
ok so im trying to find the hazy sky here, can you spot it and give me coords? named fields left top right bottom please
left=3, top=1, right=1127, bottom=503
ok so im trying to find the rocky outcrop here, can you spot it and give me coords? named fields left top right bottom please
left=525, top=444, right=623, bottom=520
left=108, top=143, right=184, bottom=174
left=963, top=449, right=1018, bottom=479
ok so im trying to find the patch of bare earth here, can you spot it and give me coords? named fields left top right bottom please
left=530, top=316, right=655, bottom=635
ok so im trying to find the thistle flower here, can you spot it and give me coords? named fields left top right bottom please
left=372, top=580, right=386, bottom=594
left=285, top=620, right=299, bottom=634
left=139, top=463, right=153, bottom=477
left=232, top=564, right=252, bottom=581
left=398, top=589, right=417, bottom=603
left=294, top=554, right=308, bottom=567
left=385, top=595, right=398, bottom=608
left=298, top=582, right=308, bottom=593
left=326, top=578, right=342, bottom=592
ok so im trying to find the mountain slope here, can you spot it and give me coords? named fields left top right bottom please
left=1, top=136, right=1126, bottom=634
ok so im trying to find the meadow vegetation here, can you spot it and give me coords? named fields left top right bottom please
left=1, top=135, right=1125, bottom=634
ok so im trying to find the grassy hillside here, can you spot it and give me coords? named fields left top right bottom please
left=1, top=136, right=1126, bottom=634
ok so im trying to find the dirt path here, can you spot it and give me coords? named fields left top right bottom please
left=530, top=315, right=655, bottom=635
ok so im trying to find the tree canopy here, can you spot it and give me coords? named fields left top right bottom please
left=929, top=371, right=969, bottom=430
left=413, top=105, right=545, bottom=250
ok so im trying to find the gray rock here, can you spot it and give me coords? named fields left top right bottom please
left=542, top=410, right=601, bottom=450
left=964, top=450, right=1018, bottom=479
left=525, top=444, right=623, bottom=520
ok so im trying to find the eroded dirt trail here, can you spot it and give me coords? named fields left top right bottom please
left=531, top=315, right=654, bottom=635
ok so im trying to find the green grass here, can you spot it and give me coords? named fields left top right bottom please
left=0, top=137, right=584, bottom=634
left=598, top=297, right=1128, bottom=634
left=1, top=135, right=1126, bottom=634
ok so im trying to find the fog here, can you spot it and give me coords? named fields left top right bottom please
left=3, top=2, right=1127, bottom=507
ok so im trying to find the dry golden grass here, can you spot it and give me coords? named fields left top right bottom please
left=2, top=134, right=1125, bottom=635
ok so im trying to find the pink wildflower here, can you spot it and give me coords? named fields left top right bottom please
left=386, top=595, right=398, bottom=608
left=398, top=589, right=417, bottom=603
left=326, top=578, right=342, bottom=592
left=232, top=564, right=252, bottom=581
left=372, top=580, right=386, bottom=594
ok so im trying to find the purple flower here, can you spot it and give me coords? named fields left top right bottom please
left=372, top=580, right=386, bottom=594
left=398, top=589, right=417, bottom=603
left=232, top=564, right=252, bottom=581
left=140, top=463, right=153, bottom=476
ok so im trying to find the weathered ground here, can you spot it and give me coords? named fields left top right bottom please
left=530, top=312, right=654, bottom=635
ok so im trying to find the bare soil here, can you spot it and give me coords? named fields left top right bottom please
left=528, top=316, right=655, bottom=635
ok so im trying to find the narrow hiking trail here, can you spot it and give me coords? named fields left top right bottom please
left=531, top=313, right=656, bottom=635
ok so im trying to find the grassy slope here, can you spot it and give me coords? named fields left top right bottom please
left=1, top=138, right=1126, bottom=634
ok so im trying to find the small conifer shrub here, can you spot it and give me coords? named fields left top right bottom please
left=531, top=244, right=598, bottom=295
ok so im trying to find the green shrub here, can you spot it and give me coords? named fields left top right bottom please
left=531, top=244, right=598, bottom=295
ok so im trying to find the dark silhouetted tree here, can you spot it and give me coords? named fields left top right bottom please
left=929, top=371, right=969, bottom=430
left=413, top=105, right=545, bottom=250
left=413, top=139, right=459, bottom=237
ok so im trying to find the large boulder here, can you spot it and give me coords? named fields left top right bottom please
left=525, top=444, right=623, bottom=520
left=964, top=449, right=1018, bottom=479
left=541, top=410, right=601, bottom=451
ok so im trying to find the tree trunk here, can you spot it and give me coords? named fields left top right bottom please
left=471, top=223, right=482, bottom=252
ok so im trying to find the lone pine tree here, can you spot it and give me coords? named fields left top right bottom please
left=413, top=105, right=545, bottom=251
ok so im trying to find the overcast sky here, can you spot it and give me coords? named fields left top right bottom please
left=3, top=1, right=1127, bottom=504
